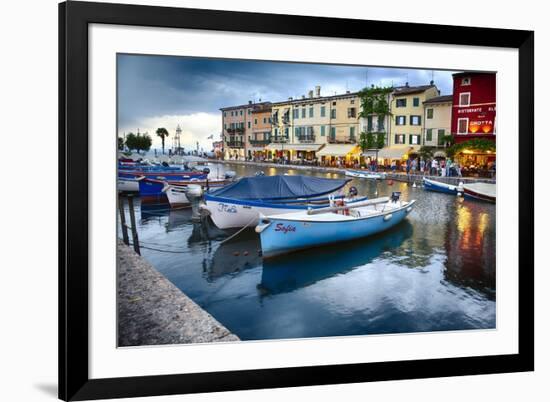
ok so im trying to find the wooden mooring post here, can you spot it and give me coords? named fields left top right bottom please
left=119, top=195, right=140, bottom=255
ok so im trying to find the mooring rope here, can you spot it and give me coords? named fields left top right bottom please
left=218, top=215, right=259, bottom=245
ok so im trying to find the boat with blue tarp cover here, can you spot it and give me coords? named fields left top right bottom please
left=201, top=175, right=357, bottom=229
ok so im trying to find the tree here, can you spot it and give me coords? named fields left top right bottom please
left=376, top=132, right=385, bottom=149
left=359, top=132, right=368, bottom=152
left=419, top=146, right=435, bottom=161
left=366, top=132, right=376, bottom=149
left=446, top=138, right=495, bottom=158
left=156, top=127, right=169, bottom=154
left=117, top=136, right=125, bottom=151
left=125, top=132, right=152, bottom=154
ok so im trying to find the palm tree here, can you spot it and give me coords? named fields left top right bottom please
left=156, top=127, right=169, bottom=154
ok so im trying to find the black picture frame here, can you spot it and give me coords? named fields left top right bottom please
left=59, top=1, right=534, bottom=400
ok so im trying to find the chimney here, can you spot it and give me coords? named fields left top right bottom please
left=288, top=97, right=293, bottom=101
left=315, top=85, right=321, bottom=97
left=405, top=82, right=409, bottom=87
left=248, top=100, right=252, bottom=104
left=430, top=80, right=434, bottom=85
left=308, top=90, right=314, bottom=98
left=301, top=95, right=306, bottom=99
left=346, top=90, right=350, bottom=94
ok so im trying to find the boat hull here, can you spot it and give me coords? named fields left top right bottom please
left=422, top=178, right=462, bottom=195
left=345, top=170, right=386, bottom=179
left=463, top=188, right=496, bottom=203
left=117, top=177, right=139, bottom=192
left=258, top=201, right=415, bottom=258
left=139, top=178, right=229, bottom=203
left=163, top=186, right=191, bottom=207
left=203, top=195, right=369, bottom=230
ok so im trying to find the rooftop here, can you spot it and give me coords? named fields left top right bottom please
left=393, top=84, right=436, bottom=96
left=423, top=95, right=453, bottom=104
left=220, top=101, right=271, bottom=111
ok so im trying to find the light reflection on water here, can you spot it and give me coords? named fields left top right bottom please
left=124, top=162, right=496, bottom=341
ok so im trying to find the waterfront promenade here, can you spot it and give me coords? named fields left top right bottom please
left=117, top=240, right=239, bottom=346
left=209, top=159, right=496, bottom=185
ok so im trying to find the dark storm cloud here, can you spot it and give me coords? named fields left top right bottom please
left=117, top=54, right=456, bottom=129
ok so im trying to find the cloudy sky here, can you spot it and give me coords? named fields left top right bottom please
left=117, top=54, right=457, bottom=151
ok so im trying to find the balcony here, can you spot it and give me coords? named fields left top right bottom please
left=296, top=134, right=315, bottom=143
left=249, top=137, right=271, bottom=146
left=226, top=139, right=244, bottom=148
left=328, top=136, right=356, bottom=144
left=271, top=136, right=289, bottom=143
left=226, top=127, right=245, bottom=134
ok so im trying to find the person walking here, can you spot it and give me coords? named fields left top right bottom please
left=420, top=158, right=425, bottom=174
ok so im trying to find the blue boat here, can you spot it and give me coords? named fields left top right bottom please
left=256, top=194, right=415, bottom=258
left=138, top=177, right=230, bottom=203
left=422, top=177, right=463, bottom=195
left=202, top=175, right=354, bottom=229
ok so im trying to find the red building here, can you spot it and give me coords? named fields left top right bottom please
left=451, top=72, right=496, bottom=168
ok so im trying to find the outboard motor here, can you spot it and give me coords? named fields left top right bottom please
left=391, top=192, right=401, bottom=202
left=224, top=170, right=236, bottom=180
left=348, top=186, right=358, bottom=197
left=255, top=171, right=265, bottom=176
left=161, top=161, right=169, bottom=167
left=202, top=167, right=210, bottom=175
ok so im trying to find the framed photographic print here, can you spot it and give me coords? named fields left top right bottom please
left=59, top=1, right=534, bottom=400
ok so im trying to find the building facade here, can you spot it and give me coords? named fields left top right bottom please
left=389, top=84, right=440, bottom=151
left=451, top=72, right=496, bottom=142
left=267, top=87, right=361, bottom=165
left=220, top=101, right=271, bottom=160
left=423, top=95, right=452, bottom=148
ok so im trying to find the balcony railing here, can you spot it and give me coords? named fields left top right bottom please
left=226, top=140, right=244, bottom=148
left=271, top=136, right=289, bottom=143
left=328, top=136, right=356, bottom=144
left=297, top=134, right=315, bottom=143
left=249, top=138, right=271, bottom=146
left=226, top=127, right=245, bottom=134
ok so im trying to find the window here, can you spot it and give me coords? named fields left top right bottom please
left=410, top=115, right=421, bottom=125
left=284, top=127, right=289, bottom=136
left=301, top=108, right=306, bottom=118
left=394, top=134, right=405, bottom=144
left=224, top=123, right=227, bottom=129
left=461, top=77, right=471, bottom=86
left=413, top=97, right=419, bottom=107
left=330, top=127, right=336, bottom=138
left=426, top=129, right=433, bottom=141
left=274, top=128, right=279, bottom=136
left=331, top=109, right=336, bottom=119
left=321, top=125, right=325, bottom=136
left=350, top=127, right=355, bottom=139
left=457, top=118, right=469, bottom=134
left=230, top=111, right=233, bottom=116
left=254, top=119, right=258, bottom=125
left=309, top=107, right=314, bottom=118
left=240, top=110, right=243, bottom=116
left=320, top=106, right=326, bottom=117
left=409, top=134, right=420, bottom=145
left=459, top=92, right=470, bottom=106
left=367, top=116, right=373, bottom=132
left=263, top=117, right=267, bottom=124
left=332, top=101, right=337, bottom=106
left=427, top=108, right=434, bottom=119
left=293, top=109, right=298, bottom=119
left=247, top=122, right=251, bottom=129
left=347, top=107, right=356, bottom=118
left=223, top=112, right=227, bottom=117
left=350, top=99, right=355, bottom=104
left=396, top=115, right=406, bottom=125
left=248, top=110, right=251, bottom=115
left=396, top=99, right=407, bottom=107
left=438, top=129, right=446, bottom=145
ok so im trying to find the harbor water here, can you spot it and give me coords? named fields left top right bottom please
left=122, top=163, right=496, bottom=341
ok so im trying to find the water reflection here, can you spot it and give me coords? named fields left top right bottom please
left=125, top=163, right=497, bottom=340
left=259, top=221, right=413, bottom=296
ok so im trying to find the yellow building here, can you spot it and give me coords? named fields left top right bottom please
left=380, top=84, right=439, bottom=162
left=267, top=87, right=361, bottom=165
left=423, top=94, right=452, bottom=149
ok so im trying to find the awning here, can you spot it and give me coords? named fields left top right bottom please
left=377, top=146, right=413, bottom=160
left=266, top=143, right=285, bottom=151
left=362, top=149, right=380, bottom=157
left=317, top=144, right=359, bottom=157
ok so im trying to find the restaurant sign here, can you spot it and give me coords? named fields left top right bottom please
left=457, top=104, right=496, bottom=134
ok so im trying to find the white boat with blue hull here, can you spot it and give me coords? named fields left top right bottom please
left=423, top=177, right=463, bottom=195
left=256, top=194, right=415, bottom=258
left=345, top=170, right=386, bottom=180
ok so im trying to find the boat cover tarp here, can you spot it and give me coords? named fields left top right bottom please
left=210, top=175, right=350, bottom=200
